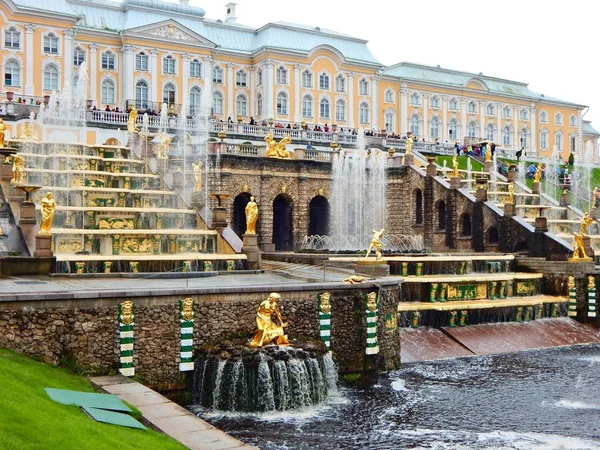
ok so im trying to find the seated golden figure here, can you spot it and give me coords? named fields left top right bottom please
left=264, top=132, right=291, bottom=158
left=248, top=293, right=289, bottom=347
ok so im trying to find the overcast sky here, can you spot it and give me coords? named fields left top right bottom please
left=192, top=0, right=599, bottom=130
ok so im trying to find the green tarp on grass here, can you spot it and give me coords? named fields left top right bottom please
left=82, top=406, right=146, bottom=430
left=45, top=388, right=131, bottom=412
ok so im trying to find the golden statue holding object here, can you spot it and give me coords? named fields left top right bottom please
left=0, top=118, right=6, bottom=147
left=580, top=212, right=593, bottom=235
left=39, top=192, right=56, bottom=235
left=127, top=107, right=139, bottom=133
left=192, top=161, right=203, bottom=191
left=366, top=228, right=385, bottom=261
left=156, top=132, right=171, bottom=159
left=572, top=233, right=589, bottom=260
left=248, top=293, right=289, bottom=347
left=534, top=164, right=543, bottom=183
left=405, top=136, right=413, bottom=155
left=485, top=142, right=492, bottom=162
left=451, top=154, right=459, bottom=178
left=507, top=182, right=515, bottom=204
left=245, top=196, right=258, bottom=234
left=11, top=154, right=25, bottom=184
left=264, top=132, right=291, bottom=158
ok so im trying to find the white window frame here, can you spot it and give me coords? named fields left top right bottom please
left=540, top=130, right=548, bottom=149
left=135, top=80, right=149, bottom=108
left=101, top=51, right=116, bottom=70
left=4, top=59, right=21, bottom=87
left=569, top=115, right=576, bottom=127
left=301, top=70, right=313, bottom=88
left=256, top=93, right=263, bottom=116
left=163, top=55, right=176, bottom=75
left=410, top=114, right=421, bottom=136
left=236, top=70, right=247, bottom=87
left=302, top=95, right=313, bottom=117
left=43, top=32, right=59, bottom=54
left=359, top=78, right=369, bottom=96
left=467, top=121, right=478, bottom=138
left=449, top=98, right=458, bottom=110
left=190, top=87, right=202, bottom=114
left=486, top=103, right=495, bottom=115
left=212, top=66, right=223, bottom=84
left=335, top=74, right=345, bottom=93
left=276, top=66, right=288, bottom=84
left=519, top=109, right=528, bottom=121
left=540, top=111, right=547, bottom=123
left=256, top=69, right=262, bottom=86
left=162, top=83, right=176, bottom=105
left=385, top=112, right=394, bottom=132
left=335, top=99, right=345, bottom=121
left=503, top=126, right=512, bottom=146
left=319, top=98, right=330, bottom=119
left=359, top=102, right=369, bottom=124
left=410, top=92, right=421, bottom=106
left=43, top=63, right=60, bottom=91
left=136, top=52, right=149, bottom=71
left=555, top=132, right=563, bottom=151
left=555, top=113, right=562, bottom=125
left=520, top=128, right=529, bottom=147
left=430, top=95, right=439, bottom=108
left=319, top=72, right=330, bottom=90
left=449, top=119, right=458, bottom=139
left=276, top=92, right=288, bottom=114
left=236, top=94, right=247, bottom=117
left=190, top=59, right=202, bottom=78
left=503, top=106, right=511, bottom=118
left=430, top=116, right=440, bottom=138
left=73, top=47, right=85, bottom=66
left=486, top=123, right=495, bottom=141
left=101, top=79, right=115, bottom=105
left=212, top=91, right=223, bottom=115
left=468, top=101, right=477, bottom=113
left=4, top=26, right=20, bottom=49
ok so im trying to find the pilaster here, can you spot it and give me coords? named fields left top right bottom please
left=24, top=24, right=35, bottom=95
left=226, top=63, right=234, bottom=118
left=348, top=72, right=355, bottom=128
left=293, top=64, right=301, bottom=123
left=122, top=44, right=134, bottom=105
left=150, top=49, right=158, bottom=102
left=371, top=75, right=379, bottom=131
left=63, top=29, right=74, bottom=91
left=89, top=43, right=97, bottom=105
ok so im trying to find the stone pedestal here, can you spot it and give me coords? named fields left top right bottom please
left=34, top=234, right=53, bottom=258
left=355, top=259, right=390, bottom=277
left=534, top=216, right=548, bottom=232
left=404, top=154, right=414, bottom=165
left=507, top=169, right=517, bottom=183
left=260, top=241, right=276, bottom=252
left=242, top=233, right=261, bottom=270
left=1, top=162, right=12, bottom=181
left=476, top=187, right=488, bottom=202
left=504, top=203, right=516, bottom=217
left=426, top=163, right=437, bottom=177
left=20, top=201, right=36, bottom=224
left=532, top=181, right=540, bottom=194
left=450, top=177, right=462, bottom=189
left=560, top=191, right=570, bottom=206
left=484, top=160, right=494, bottom=173
left=212, top=207, right=227, bottom=232
left=583, top=235, right=594, bottom=259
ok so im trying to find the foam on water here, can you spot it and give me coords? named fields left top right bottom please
left=390, top=379, right=409, bottom=392
left=553, top=399, right=600, bottom=410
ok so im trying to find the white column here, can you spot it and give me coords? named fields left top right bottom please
left=577, top=109, right=584, bottom=155
left=400, top=84, right=407, bottom=136
left=63, top=29, right=74, bottom=89
left=479, top=101, right=485, bottom=139
left=293, top=64, right=301, bottom=123
left=460, top=97, right=467, bottom=140
left=182, top=53, right=189, bottom=106
left=348, top=72, right=355, bottom=128
left=422, top=94, right=428, bottom=140
left=122, top=45, right=134, bottom=105
left=226, top=63, right=234, bottom=119
left=496, top=103, right=502, bottom=147
left=513, top=107, right=519, bottom=150
left=371, top=76, right=379, bottom=131
left=529, top=102, right=536, bottom=155
left=24, top=24, right=35, bottom=95
left=150, top=49, right=158, bottom=103
left=441, top=95, right=448, bottom=142
left=249, top=66, right=255, bottom=118
left=264, top=59, right=274, bottom=119
left=89, top=43, right=97, bottom=106
left=202, top=57, right=212, bottom=112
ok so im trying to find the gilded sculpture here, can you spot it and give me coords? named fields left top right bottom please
left=507, top=182, right=515, bottom=204
left=0, top=118, right=5, bottom=147
left=568, top=275, right=575, bottom=290
left=580, top=212, right=593, bottom=235
left=366, top=228, right=385, bottom=260
left=534, top=164, right=543, bottom=183
left=572, top=233, right=589, bottom=260
left=588, top=275, right=596, bottom=290
left=156, top=132, right=171, bottom=159
left=181, top=297, right=194, bottom=321
left=343, top=275, right=365, bottom=284
left=451, top=154, right=459, bottom=178
left=405, top=136, right=413, bottom=155
left=120, top=301, right=134, bottom=325
left=245, top=196, right=258, bottom=234
left=11, top=154, right=25, bottom=184
left=39, top=192, right=56, bottom=235
left=264, top=132, right=291, bottom=158
left=127, top=107, right=139, bottom=133
left=192, top=161, right=203, bottom=191
left=366, top=292, right=378, bottom=312
left=20, top=123, right=38, bottom=141
left=248, top=293, right=289, bottom=347
left=485, top=142, right=492, bottom=162
left=319, top=292, right=332, bottom=314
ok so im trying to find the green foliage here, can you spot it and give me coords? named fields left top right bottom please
left=568, top=152, right=575, bottom=166
left=0, top=349, right=185, bottom=450
left=207, top=137, right=217, bottom=142
left=342, top=373, right=363, bottom=384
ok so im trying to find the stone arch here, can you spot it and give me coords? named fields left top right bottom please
left=515, top=240, right=529, bottom=253
left=461, top=213, right=472, bottom=236
left=436, top=200, right=446, bottom=230
left=414, top=188, right=423, bottom=224
left=232, top=192, right=252, bottom=238
left=273, top=193, right=294, bottom=251
left=308, top=195, right=330, bottom=236
left=487, top=226, right=499, bottom=244
left=104, top=137, right=120, bottom=146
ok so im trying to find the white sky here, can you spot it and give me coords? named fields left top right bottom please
left=193, top=0, right=600, bottom=130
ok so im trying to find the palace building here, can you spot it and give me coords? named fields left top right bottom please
left=1, top=0, right=598, bottom=160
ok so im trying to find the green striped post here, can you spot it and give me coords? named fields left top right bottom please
left=118, top=301, right=135, bottom=377
left=365, top=292, right=379, bottom=355
left=318, top=293, right=332, bottom=349
left=568, top=276, right=577, bottom=317
left=588, top=276, right=596, bottom=319
left=179, top=298, right=195, bottom=372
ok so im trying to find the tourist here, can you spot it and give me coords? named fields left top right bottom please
left=306, top=141, right=314, bottom=150
left=250, top=117, right=255, bottom=125
left=516, top=147, right=523, bottom=161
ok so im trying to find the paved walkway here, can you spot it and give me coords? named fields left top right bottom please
left=91, top=375, right=258, bottom=450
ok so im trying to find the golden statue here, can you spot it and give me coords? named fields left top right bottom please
left=11, top=154, right=25, bottom=184
left=127, top=107, right=139, bottom=133
left=39, top=192, right=56, bottom=235
left=0, top=118, right=5, bottom=147
left=534, top=164, right=543, bottom=183
left=573, top=233, right=589, bottom=260
left=405, top=136, right=413, bottom=155
left=485, top=142, right=492, bottom=162
left=192, top=161, right=203, bottom=191
left=156, top=132, right=171, bottom=159
left=507, top=182, right=515, bottom=204
left=319, top=292, right=331, bottom=314
left=120, top=301, right=134, bottom=325
left=181, top=298, right=194, bottom=321
left=451, top=154, right=460, bottom=178
left=580, top=212, right=593, bottom=235
left=248, top=293, right=289, bottom=347
left=245, top=196, right=258, bottom=234
left=343, top=275, right=365, bottom=284
left=20, top=123, right=38, bottom=141
left=366, top=228, right=385, bottom=260
left=588, top=275, right=596, bottom=290
left=366, top=292, right=378, bottom=312
left=264, top=132, right=291, bottom=158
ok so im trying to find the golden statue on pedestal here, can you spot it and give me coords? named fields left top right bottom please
left=343, top=275, right=365, bottom=284
left=20, top=123, right=38, bottom=141
left=248, top=293, right=289, bottom=347
left=0, top=118, right=5, bottom=147
left=485, top=142, right=492, bottom=162
left=11, top=154, right=25, bottom=184
left=127, top=107, right=139, bottom=133
left=265, top=132, right=291, bottom=158
left=192, top=161, right=203, bottom=191
left=534, top=164, right=542, bottom=183
left=245, top=196, right=258, bottom=235
left=507, top=182, right=515, bottom=204
left=366, top=228, right=385, bottom=261
left=156, top=132, right=171, bottom=159
left=405, top=136, right=413, bottom=155
left=39, top=192, right=56, bottom=235
left=451, top=154, right=459, bottom=178
left=571, top=212, right=594, bottom=261
left=580, top=212, right=593, bottom=235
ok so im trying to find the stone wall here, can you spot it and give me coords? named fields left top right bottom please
left=0, top=282, right=401, bottom=389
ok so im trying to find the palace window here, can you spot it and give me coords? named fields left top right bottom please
left=467, top=121, right=478, bottom=138
left=135, top=80, right=149, bottom=109
left=540, top=130, right=548, bottom=149
left=302, top=95, right=313, bottom=117
left=503, top=126, right=512, bottom=146
left=136, top=52, right=148, bottom=71
left=385, top=89, right=395, bottom=103
left=190, top=59, right=202, bottom=78
left=43, top=33, right=59, bottom=54
left=236, top=70, right=247, bottom=87
left=520, top=128, right=529, bottom=147
left=468, top=101, right=477, bottom=113
left=385, top=112, right=394, bottom=132
left=276, top=92, right=288, bottom=114
left=101, top=51, right=115, bottom=70
left=449, top=98, right=458, bottom=110
left=410, top=114, right=421, bottom=136
left=448, top=119, right=458, bottom=139
left=335, top=74, right=345, bottom=93
left=302, top=70, right=313, bottom=88
left=256, top=69, right=262, bottom=86
left=320, top=98, right=330, bottom=119
left=540, top=111, right=547, bottom=123
left=101, top=79, right=115, bottom=105
left=430, top=95, right=439, bottom=108
left=72, top=47, right=85, bottom=66
left=212, top=66, right=223, bottom=84
left=163, top=56, right=176, bottom=74
left=519, top=109, right=528, bottom=120
left=430, top=116, right=440, bottom=138
left=236, top=94, right=247, bottom=116
left=410, top=92, right=420, bottom=106
left=319, top=72, right=330, bottom=90
left=43, top=64, right=59, bottom=90
left=4, top=27, right=20, bottom=49
left=190, top=87, right=201, bottom=115
left=555, top=132, right=563, bottom=151
left=555, top=113, right=562, bottom=125
left=569, top=115, right=576, bottom=127
left=486, top=123, right=495, bottom=141
left=486, top=103, right=495, bottom=115
left=212, top=91, right=223, bottom=115
left=359, top=102, right=369, bottom=123
left=4, top=60, right=21, bottom=87
left=335, top=99, right=346, bottom=121
left=162, top=83, right=176, bottom=105
left=359, top=78, right=369, bottom=95
left=503, top=106, right=511, bottom=118
left=256, top=93, right=263, bottom=116
left=276, top=66, right=288, bottom=84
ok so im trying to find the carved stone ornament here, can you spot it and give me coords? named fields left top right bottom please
left=146, top=24, right=193, bottom=41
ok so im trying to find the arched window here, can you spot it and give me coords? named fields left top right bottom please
left=385, top=89, right=394, bottom=103
left=429, top=116, right=440, bottom=138
left=335, top=99, right=346, bottom=121
left=410, top=114, right=421, bottom=136
left=43, top=33, right=58, bottom=54
left=335, top=74, right=345, bottom=92
left=503, top=106, right=511, bottom=118
left=319, top=98, right=330, bottom=119
left=359, top=78, right=369, bottom=95
left=486, top=123, right=495, bottom=142
left=4, top=26, right=20, bottom=49
left=519, top=108, right=528, bottom=120
left=437, top=201, right=446, bottom=230
left=449, top=98, right=458, bottom=110
left=162, top=55, right=176, bottom=74
left=430, top=95, right=439, bottom=108
left=256, top=93, right=263, bottom=116
left=101, top=79, right=115, bottom=105
left=569, top=115, right=576, bottom=127
left=135, top=80, right=149, bottom=108
left=520, top=128, right=529, bottom=147
left=101, top=51, right=115, bottom=70
left=236, top=94, right=247, bottom=117
left=468, top=101, right=477, bottom=113
left=256, top=69, right=262, bottom=85
left=467, top=121, right=478, bottom=138
left=212, top=66, right=223, bottom=83
left=212, top=91, right=223, bottom=115
left=486, top=103, right=495, bottom=115
left=319, top=72, right=330, bottom=90
left=190, top=59, right=201, bottom=78
left=43, top=64, right=59, bottom=90
left=359, top=102, right=369, bottom=124
left=136, top=52, right=149, bottom=71
left=73, top=47, right=85, bottom=66
left=236, top=70, right=247, bottom=86
left=415, top=189, right=423, bottom=224
left=302, top=95, right=313, bottom=117
left=488, top=227, right=499, bottom=244
left=555, top=132, right=563, bottom=151
left=190, top=87, right=201, bottom=115
left=503, top=126, right=512, bottom=146
left=276, top=92, right=288, bottom=114
left=540, top=111, right=547, bottom=123
left=449, top=119, right=458, bottom=140
left=4, top=60, right=20, bottom=87
left=461, top=213, right=472, bottom=236
left=555, top=113, right=562, bottom=125
left=410, top=92, right=420, bottom=106
left=540, top=130, right=548, bottom=149
left=302, top=70, right=312, bottom=88
left=570, top=135, right=576, bottom=153
left=384, top=111, right=394, bottom=132
left=162, top=83, right=176, bottom=105
left=276, top=66, right=288, bottom=84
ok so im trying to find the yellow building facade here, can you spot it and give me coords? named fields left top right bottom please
left=1, top=0, right=597, bottom=160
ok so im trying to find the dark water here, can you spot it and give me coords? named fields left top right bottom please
left=193, top=344, right=600, bottom=449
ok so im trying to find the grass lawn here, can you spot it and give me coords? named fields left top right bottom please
left=0, top=349, right=186, bottom=450
left=433, top=155, right=484, bottom=172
